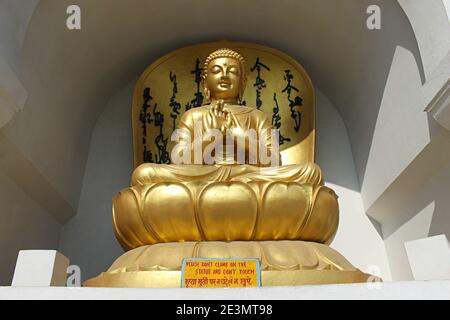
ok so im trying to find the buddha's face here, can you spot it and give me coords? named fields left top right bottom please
left=205, top=57, right=242, bottom=101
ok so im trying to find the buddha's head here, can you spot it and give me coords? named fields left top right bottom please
left=202, top=48, right=247, bottom=103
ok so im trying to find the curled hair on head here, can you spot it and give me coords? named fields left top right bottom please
left=202, top=48, right=247, bottom=103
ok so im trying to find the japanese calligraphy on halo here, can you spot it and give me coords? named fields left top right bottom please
left=132, top=41, right=316, bottom=168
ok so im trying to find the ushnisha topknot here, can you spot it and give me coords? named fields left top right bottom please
left=202, top=48, right=246, bottom=81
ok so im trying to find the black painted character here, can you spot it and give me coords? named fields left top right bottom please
left=251, top=58, right=271, bottom=109
left=282, top=70, right=303, bottom=132
left=272, top=93, right=291, bottom=145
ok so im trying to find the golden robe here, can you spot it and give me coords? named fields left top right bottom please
left=133, top=104, right=323, bottom=186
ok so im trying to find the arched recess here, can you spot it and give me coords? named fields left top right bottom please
left=0, top=0, right=440, bottom=283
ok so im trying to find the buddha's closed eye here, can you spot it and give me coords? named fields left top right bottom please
left=211, top=66, right=222, bottom=73
left=228, top=66, right=239, bottom=75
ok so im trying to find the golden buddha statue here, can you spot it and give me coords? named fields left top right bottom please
left=84, top=48, right=375, bottom=287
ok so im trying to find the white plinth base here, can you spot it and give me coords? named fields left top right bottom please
left=11, top=250, right=69, bottom=287
left=405, top=235, right=450, bottom=281
left=1, top=280, right=449, bottom=300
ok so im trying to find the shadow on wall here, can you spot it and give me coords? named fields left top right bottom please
left=370, top=114, right=450, bottom=240
left=326, top=0, right=426, bottom=193
left=382, top=124, right=450, bottom=281
left=315, top=89, right=360, bottom=192
left=424, top=112, right=450, bottom=240
left=58, top=81, right=135, bottom=281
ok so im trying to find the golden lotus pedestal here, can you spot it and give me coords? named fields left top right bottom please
left=84, top=165, right=377, bottom=288
left=84, top=241, right=374, bottom=288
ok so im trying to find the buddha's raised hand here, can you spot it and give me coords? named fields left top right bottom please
left=208, top=99, right=235, bottom=133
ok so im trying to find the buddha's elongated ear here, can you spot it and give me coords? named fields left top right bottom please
left=203, top=81, right=211, bottom=103
left=238, top=75, right=247, bottom=104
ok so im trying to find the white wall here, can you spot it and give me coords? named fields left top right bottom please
left=0, top=169, right=61, bottom=286
left=0, top=0, right=66, bottom=286
left=444, top=0, right=450, bottom=22
left=0, top=0, right=94, bottom=218
left=0, top=0, right=39, bottom=74
left=316, top=90, right=391, bottom=281
left=314, top=0, right=424, bottom=191
left=398, top=0, right=450, bottom=79
left=359, top=0, right=450, bottom=280
left=384, top=159, right=450, bottom=280
left=58, top=81, right=134, bottom=281
left=2, top=280, right=450, bottom=300
left=361, top=46, right=429, bottom=211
